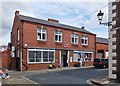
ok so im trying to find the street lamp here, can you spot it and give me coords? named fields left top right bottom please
left=97, top=10, right=112, bottom=26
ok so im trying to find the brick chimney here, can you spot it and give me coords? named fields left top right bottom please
left=15, top=10, right=19, bottom=15
left=48, top=18, right=59, bottom=23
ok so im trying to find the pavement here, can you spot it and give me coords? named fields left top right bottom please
left=90, top=76, right=120, bottom=85
left=1, top=66, right=94, bottom=84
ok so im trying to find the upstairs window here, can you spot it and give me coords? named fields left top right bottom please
left=81, top=36, right=88, bottom=45
left=37, top=28, right=47, bottom=41
left=54, top=31, right=62, bottom=42
left=17, top=29, right=20, bottom=41
left=71, top=34, right=78, bottom=44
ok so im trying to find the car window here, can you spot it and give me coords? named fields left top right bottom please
left=94, top=59, right=100, bottom=62
left=101, top=59, right=105, bottom=61
left=105, top=59, right=108, bottom=61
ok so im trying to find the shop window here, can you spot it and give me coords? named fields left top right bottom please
left=81, top=53, right=93, bottom=61
left=28, top=49, right=54, bottom=63
left=49, top=52, right=54, bottom=62
left=43, top=51, right=48, bottom=62
left=73, top=53, right=78, bottom=62
left=73, top=51, right=93, bottom=62
left=36, top=51, right=42, bottom=62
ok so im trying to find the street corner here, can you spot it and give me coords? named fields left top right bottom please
left=90, top=78, right=110, bottom=85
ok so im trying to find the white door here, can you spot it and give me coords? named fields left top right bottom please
left=106, top=51, right=108, bottom=59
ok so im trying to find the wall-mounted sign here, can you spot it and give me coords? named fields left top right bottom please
left=64, top=43, right=68, bottom=48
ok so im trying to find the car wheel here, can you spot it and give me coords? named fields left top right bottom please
left=94, top=66, right=97, bottom=68
left=103, top=65, right=106, bottom=68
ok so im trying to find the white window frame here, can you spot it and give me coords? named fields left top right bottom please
left=27, top=49, right=55, bottom=64
left=74, top=51, right=93, bottom=61
left=17, top=29, right=20, bottom=41
left=37, top=28, right=47, bottom=41
left=18, top=49, right=19, bottom=57
left=81, top=36, right=88, bottom=45
left=54, top=31, right=62, bottom=42
left=71, top=34, right=78, bottom=44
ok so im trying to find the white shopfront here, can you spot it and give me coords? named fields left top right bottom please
left=73, top=51, right=93, bottom=62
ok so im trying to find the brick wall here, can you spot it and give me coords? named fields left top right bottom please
left=116, top=28, right=120, bottom=82
left=23, top=21, right=96, bottom=51
left=96, top=43, right=108, bottom=58
left=1, top=50, right=10, bottom=69
left=116, top=1, right=120, bottom=82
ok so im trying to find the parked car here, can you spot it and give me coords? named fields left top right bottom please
left=93, top=58, right=108, bottom=68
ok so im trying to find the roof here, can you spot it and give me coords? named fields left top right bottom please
left=96, top=37, right=108, bottom=44
left=17, top=14, right=95, bottom=35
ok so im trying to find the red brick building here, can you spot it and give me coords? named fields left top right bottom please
left=10, top=11, right=96, bottom=71
left=96, top=37, right=108, bottom=59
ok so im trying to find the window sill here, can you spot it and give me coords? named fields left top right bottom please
left=72, top=43, right=78, bottom=46
left=55, top=42, right=62, bottom=45
left=83, top=60, right=93, bottom=62
left=82, top=44, right=88, bottom=46
left=28, top=61, right=55, bottom=64
left=37, top=39, right=47, bottom=42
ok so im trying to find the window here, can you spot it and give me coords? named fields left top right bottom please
left=71, top=34, right=78, bottom=44
left=73, top=52, right=78, bottom=62
left=54, top=31, right=62, bottom=42
left=17, top=49, right=19, bottom=57
left=74, top=51, right=93, bottom=62
left=28, top=49, right=55, bottom=63
left=17, top=29, right=20, bottom=41
left=36, top=51, right=41, bottom=62
left=81, top=36, right=88, bottom=45
left=37, top=28, right=47, bottom=41
left=43, top=51, right=48, bottom=62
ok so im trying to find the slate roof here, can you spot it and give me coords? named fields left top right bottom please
left=17, top=14, right=95, bottom=35
left=96, top=37, right=108, bottom=44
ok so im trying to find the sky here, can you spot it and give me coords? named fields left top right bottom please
left=1, top=0, right=109, bottom=46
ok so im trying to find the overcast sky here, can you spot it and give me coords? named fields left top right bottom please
left=1, top=0, right=109, bottom=45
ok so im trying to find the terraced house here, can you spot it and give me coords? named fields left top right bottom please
left=10, top=11, right=96, bottom=71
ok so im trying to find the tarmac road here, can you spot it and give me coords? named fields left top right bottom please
left=26, top=67, right=108, bottom=84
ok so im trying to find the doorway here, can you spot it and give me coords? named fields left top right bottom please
left=60, top=50, right=68, bottom=67
left=16, top=57, right=20, bottom=71
left=98, top=50, right=104, bottom=58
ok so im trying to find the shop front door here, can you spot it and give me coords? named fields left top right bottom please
left=61, top=50, right=68, bottom=67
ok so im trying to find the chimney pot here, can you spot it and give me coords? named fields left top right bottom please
left=81, top=26, right=85, bottom=29
left=15, top=10, right=19, bottom=15
left=48, top=18, right=59, bottom=23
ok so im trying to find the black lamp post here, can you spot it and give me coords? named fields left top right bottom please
left=97, top=10, right=112, bottom=26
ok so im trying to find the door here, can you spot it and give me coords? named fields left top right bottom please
left=98, top=50, right=104, bottom=58
left=63, top=55, right=67, bottom=67
left=61, top=50, right=68, bottom=67
left=16, top=57, right=20, bottom=71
